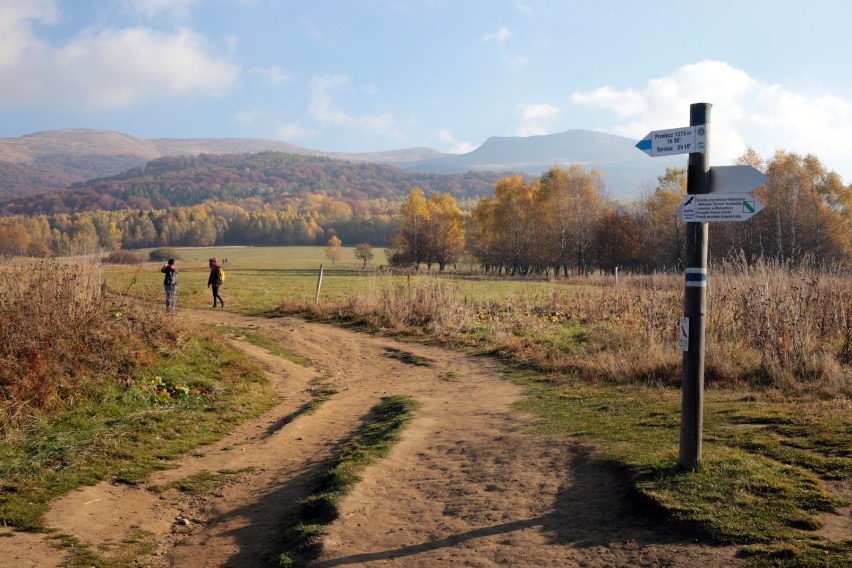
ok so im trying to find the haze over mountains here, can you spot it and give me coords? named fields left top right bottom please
left=0, top=128, right=682, bottom=203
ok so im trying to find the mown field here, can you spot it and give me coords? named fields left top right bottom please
left=3, top=246, right=850, bottom=567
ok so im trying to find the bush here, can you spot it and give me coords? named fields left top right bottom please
left=104, top=250, right=142, bottom=264
left=25, top=242, right=51, bottom=258
left=0, top=259, right=181, bottom=432
left=149, top=248, right=180, bottom=262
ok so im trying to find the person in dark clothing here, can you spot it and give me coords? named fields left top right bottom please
left=161, top=258, right=178, bottom=310
left=207, top=257, right=224, bottom=308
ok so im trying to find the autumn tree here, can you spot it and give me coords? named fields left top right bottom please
left=637, top=167, right=687, bottom=270
left=711, top=148, right=767, bottom=261
left=92, top=214, right=123, bottom=250
left=354, top=242, right=374, bottom=268
left=396, top=188, right=429, bottom=267
left=596, top=209, right=641, bottom=273
left=760, top=151, right=846, bottom=262
left=709, top=150, right=850, bottom=264
left=325, top=234, right=343, bottom=264
left=426, top=192, right=465, bottom=271
left=392, top=188, right=466, bottom=271
left=466, top=197, right=502, bottom=273
left=0, top=225, right=28, bottom=257
left=490, top=175, right=536, bottom=275
left=537, top=165, right=605, bottom=275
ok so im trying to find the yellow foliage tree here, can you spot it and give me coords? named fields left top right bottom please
left=325, top=234, right=343, bottom=264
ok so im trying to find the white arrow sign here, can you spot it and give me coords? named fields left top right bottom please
left=709, top=165, right=767, bottom=194
left=677, top=193, right=765, bottom=223
left=636, top=125, right=706, bottom=157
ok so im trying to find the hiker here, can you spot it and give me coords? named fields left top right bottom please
left=161, top=258, right=178, bottom=310
left=207, top=257, right=225, bottom=308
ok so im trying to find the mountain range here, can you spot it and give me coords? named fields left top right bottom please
left=0, top=128, right=683, bottom=203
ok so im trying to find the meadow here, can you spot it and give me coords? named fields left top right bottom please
left=111, top=245, right=851, bottom=565
left=2, top=246, right=849, bottom=566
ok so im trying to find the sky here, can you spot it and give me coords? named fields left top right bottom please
left=2, top=0, right=851, bottom=182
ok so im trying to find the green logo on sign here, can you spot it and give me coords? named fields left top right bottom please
left=743, top=201, right=755, bottom=213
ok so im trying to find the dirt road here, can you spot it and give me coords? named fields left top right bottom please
left=0, top=310, right=743, bottom=567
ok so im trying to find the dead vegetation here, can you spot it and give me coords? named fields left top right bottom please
left=274, top=258, right=851, bottom=400
left=0, top=258, right=184, bottom=433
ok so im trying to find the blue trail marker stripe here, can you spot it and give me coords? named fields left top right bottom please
left=636, top=139, right=652, bottom=150
left=685, top=268, right=707, bottom=287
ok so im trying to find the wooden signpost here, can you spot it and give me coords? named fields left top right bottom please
left=637, top=103, right=766, bottom=469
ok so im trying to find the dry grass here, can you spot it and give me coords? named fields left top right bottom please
left=0, top=258, right=184, bottom=433
left=273, top=260, right=851, bottom=399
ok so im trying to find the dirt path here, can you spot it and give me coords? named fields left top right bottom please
left=1, top=310, right=744, bottom=567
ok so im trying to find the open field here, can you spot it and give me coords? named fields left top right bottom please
left=104, top=245, right=583, bottom=311
left=0, top=248, right=849, bottom=566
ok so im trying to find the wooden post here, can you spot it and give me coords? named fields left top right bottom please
left=680, top=102, right=711, bottom=470
left=315, top=264, right=324, bottom=304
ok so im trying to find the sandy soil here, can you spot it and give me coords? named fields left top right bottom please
left=0, top=309, right=748, bottom=567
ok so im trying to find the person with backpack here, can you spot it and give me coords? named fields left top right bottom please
left=207, top=257, right=225, bottom=308
left=161, top=258, right=178, bottom=310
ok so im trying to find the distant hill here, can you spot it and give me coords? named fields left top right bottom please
left=0, top=129, right=448, bottom=202
left=0, top=128, right=682, bottom=203
left=0, top=152, right=506, bottom=216
left=401, top=130, right=683, bottom=199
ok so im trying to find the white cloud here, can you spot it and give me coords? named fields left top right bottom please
left=307, top=73, right=400, bottom=138
left=438, top=129, right=475, bottom=154
left=483, top=26, right=511, bottom=44
left=514, top=2, right=533, bottom=16
left=275, top=122, right=317, bottom=142
left=0, top=7, right=239, bottom=109
left=502, top=52, right=528, bottom=67
left=0, top=0, right=59, bottom=68
left=301, top=14, right=322, bottom=40
left=571, top=60, right=852, bottom=179
left=233, top=107, right=260, bottom=126
left=514, top=103, right=561, bottom=136
left=482, top=26, right=525, bottom=67
left=119, top=0, right=198, bottom=19
left=249, top=65, right=291, bottom=85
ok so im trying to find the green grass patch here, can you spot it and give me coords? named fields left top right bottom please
left=214, top=324, right=309, bottom=366
left=279, top=395, right=420, bottom=566
left=384, top=347, right=432, bottom=367
left=278, top=523, right=326, bottom=567
left=515, top=375, right=851, bottom=566
left=0, top=333, right=276, bottom=531
left=151, top=467, right=255, bottom=495
left=50, top=528, right=156, bottom=568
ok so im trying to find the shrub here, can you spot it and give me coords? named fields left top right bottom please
left=26, top=241, right=51, bottom=258
left=149, top=248, right=180, bottom=262
left=104, top=250, right=142, bottom=264
left=0, top=258, right=182, bottom=432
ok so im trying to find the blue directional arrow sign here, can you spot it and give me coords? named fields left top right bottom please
left=636, top=125, right=706, bottom=157
left=709, top=165, right=767, bottom=194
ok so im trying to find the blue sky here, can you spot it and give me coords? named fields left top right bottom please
left=2, top=0, right=851, bottom=181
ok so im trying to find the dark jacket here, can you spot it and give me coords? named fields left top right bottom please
left=161, top=264, right=177, bottom=285
left=207, top=265, right=222, bottom=287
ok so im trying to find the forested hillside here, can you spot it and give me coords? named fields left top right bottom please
left=0, top=152, right=505, bottom=216
left=0, top=146, right=849, bottom=274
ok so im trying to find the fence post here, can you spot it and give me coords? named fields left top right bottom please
left=315, top=264, right=324, bottom=304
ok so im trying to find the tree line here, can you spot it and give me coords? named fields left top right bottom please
left=388, top=149, right=852, bottom=274
left=0, top=148, right=849, bottom=273
left=0, top=201, right=398, bottom=258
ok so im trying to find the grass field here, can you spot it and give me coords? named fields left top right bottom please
left=105, top=246, right=583, bottom=312
left=60, top=247, right=852, bottom=565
